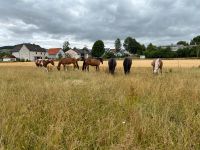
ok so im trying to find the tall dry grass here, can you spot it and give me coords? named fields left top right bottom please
left=0, top=66, right=200, bottom=149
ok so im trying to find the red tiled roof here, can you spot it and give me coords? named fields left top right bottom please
left=48, top=48, right=62, bottom=55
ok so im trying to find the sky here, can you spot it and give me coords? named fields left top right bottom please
left=0, top=0, right=200, bottom=49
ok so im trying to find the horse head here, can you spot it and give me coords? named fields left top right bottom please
left=50, top=59, right=55, bottom=66
left=99, top=58, right=103, bottom=64
left=57, top=66, right=61, bottom=70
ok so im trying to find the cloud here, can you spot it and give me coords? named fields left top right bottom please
left=0, top=0, right=200, bottom=48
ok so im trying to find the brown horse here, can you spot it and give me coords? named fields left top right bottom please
left=35, top=59, right=43, bottom=67
left=57, top=58, right=79, bottom=71
left=82, top=58, right=103, bottom=71
left=42, top=59, right=55, bottom=72
left=151, top=58, right=163, bottom=74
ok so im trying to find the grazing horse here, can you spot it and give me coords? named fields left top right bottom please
left=57, top=58, right=79, bottom=71
left=108, top=58, right=117, bottom=75
left=35, top=59, right=43, bottom=67
left=151, top=58, right=163, bottom=74
left=42, top=59, right=55, bottom=72
left=82, top=58, right=103, bottom=71
left=123, top=57, right=132, bottom=74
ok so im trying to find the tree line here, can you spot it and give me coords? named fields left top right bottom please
left=63, top=35, right=200, bottom=58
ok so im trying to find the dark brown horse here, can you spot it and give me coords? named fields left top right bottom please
left=151, top=58, right=163, bottom=74
left=82, top=58, right=103, bottom=71
left=108, top=58, right=117, bottom=75
left=57, top=58, right=79, bottom=71
left=42, top=59, right=55, bottom=72
left=123, top=57, right=132, bottom=74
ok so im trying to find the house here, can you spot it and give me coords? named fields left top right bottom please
left=65, top=49, right=81, bottom=59
left=48, top=48, right=65, bottom=59
left=65, top=49, right=91, bottom=59
left=2, top=55, right=17, bottom=62
left=12, top=43, right=47, bottom=61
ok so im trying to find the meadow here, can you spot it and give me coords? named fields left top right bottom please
left=0, top=60, right=200, bottom=149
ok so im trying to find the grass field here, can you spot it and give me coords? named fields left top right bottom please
left=0, top=61, right=200, bottom=149
left=0, top=59, right=200, bottom=68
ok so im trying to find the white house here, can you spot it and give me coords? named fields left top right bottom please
left=48, top=48, right=65, bottom=59
left=65, top=49, right=90, bottom=59
left=65, top=49, right=81, bottom=59
left=12, top=43, right=47, bottom=61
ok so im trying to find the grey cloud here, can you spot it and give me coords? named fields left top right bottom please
left=0, top=0, right=200, bottom=48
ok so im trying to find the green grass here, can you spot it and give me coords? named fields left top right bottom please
left=0, top=66, right=200, bottom=149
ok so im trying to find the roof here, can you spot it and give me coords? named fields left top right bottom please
left=65, top=49, right=80, bottom=55
left=11, top=43, right=46, bottom=52
left=48, top=48, right=62, bottom=55
left=3, top=55, right=16, bottom=58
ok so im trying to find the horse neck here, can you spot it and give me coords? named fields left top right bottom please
left=154, top=59, right=160, bottom=70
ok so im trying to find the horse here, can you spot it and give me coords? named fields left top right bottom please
left=151, top=58, right=163, bottom=74
left=82, top=58, right=103, bottom=71
left=57, top=58, right=79, bottom=71
left=35, top=59, right=43, bottom=67
left=42, top=59, right=55, bottom=72
left=123, top=57, right=132, bottom=74
left=108, top=58, right=117, bottom=75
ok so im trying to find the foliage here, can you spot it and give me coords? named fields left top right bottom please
left=144, top=47, right=177, bottom=58
left=103, top=51, right=116, bottom=59
left=123, top=37, right=144, bottom=55
left=176, top=46, right=200, bottom=58
left=0, top=52, right=10, bottom=58
left=147, top=43, right=157, bottom=51
left=0, top=46, right=14, bottom=50
left=177, top=41, right=188, bottom=46
left=63, top=41, right=70, bottom=52
left=190, top=35, right=200, bottom=45
left=91, top=40, right=105, bottom=57
left=115, top=38, right=122, bottom=52
left=58, top=53, right=63, bottom=60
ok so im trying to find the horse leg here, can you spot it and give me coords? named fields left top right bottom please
left=64, top=65, right=66, bottom=71
left=87, top=65, right=89, bottom=72
left=73, top=63, right=76, bottom=70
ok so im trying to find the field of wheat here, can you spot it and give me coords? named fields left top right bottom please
left=0, top=59, right=200, bottom=68
left=0, top=61, right=200, bottom=149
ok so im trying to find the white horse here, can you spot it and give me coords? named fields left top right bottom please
left=151, top=58, right=163, bottom=74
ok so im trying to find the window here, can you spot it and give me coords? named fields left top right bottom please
left=36, top=52, right=37, bottom=54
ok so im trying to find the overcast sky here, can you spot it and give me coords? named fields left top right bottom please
left=0, top=0, right=200, bottom=49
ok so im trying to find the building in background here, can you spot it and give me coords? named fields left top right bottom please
left=12, top=43, right=47, bottom=61
left=48, top=48, right=65, bottom=59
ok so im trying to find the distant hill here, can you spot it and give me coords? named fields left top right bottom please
left=0, top=45, right=15, bottom=54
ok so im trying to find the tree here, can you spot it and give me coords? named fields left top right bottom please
left=115, top=38, right=122, bottom=52
left=190, top=35, right=200, bottom=45
left=123, top=37, right=143, bottom=54
left=177, top=41, right=188, bottom=46
left=58, top=53, right=63, bottom=60
left=63, top=41, right=70, bottom=52
left=147, top=43, right=157, bottom=51
left=91, top=40, right=105, bottom=57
